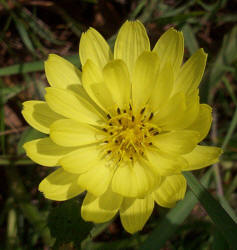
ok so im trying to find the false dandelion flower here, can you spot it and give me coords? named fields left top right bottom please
left=22, top=20, right=222, bottom=233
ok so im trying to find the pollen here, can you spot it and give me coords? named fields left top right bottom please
left=102, top=105, right=159, bottom=164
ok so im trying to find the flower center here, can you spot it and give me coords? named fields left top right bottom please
left=102, top=105, right=159, bottom=164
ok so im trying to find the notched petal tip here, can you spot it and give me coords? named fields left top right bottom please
left=79, top=26, right=112, bottom=69
left=182, top=145, right=223, bottom=171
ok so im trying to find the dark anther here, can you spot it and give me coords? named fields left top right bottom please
left=102, top=128, right=108, bottom=132
left=144, top=135, right=147, bottom=138
left=153, top=131, right=159, bottom=135
left=107, top=150, right=112, bottom=154
left=123, top=109, right=127, bottom=113
left=149, top=112, right=154, bottom=120
left=149, top=142, right=153, bottom=146
left=104, top=140, right=108, bottom=143
left=129, top=104, right=132, bottom=110
left=117, top=107, right=121, bottom=114
left=140, top=107, right=146, bottom=114
left=110, top=132, right=113, bottom=135
left=149, top=127, right=154, bottom=132
left=132, top=115, right=135, bottom=122
left=109, top=123, right=113, bottom=126
left=115, top=140, right=118, bottom=143
left=107, top=114, right=111, bottom=119
left=118, top=119, right=122, bottom=125
left=130, top=157, right=133, bottom=160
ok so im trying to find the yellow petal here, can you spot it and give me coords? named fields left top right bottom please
left=152, top=130, right=199, bottom=155
left=153, top=91, right=200, bottom=130
left=81, top=189, right=121, bottom=223
left=132, top=51, right=160, bottom=112
left=152, top=174, right=186, bottom=208
left=120, top=196, right=154, bottom=234
left=79, top=27, right=112, bottom=69
left=149, top=62, right=174, bottom=112
left=114, top=20, right=150, bottom=75
left=103, top=59, right=131, bottom=110
left=153, top=28, right=184, bottom=77
left=77, top=161, right=114, bottom=196
left=82, top=60, right=115, bottom=114
left=39, top=168, right=84, bottom=201
left=187, top=104, right=212, bottom=142
left=45, top=87, right=103, bottom=125
left=173, top=48, right=207, bottom=94
left=60, top=145, right=101, bottom=174
left=112, top=160, right=157, bottom=198
left=22, top=101, right=64, bottom=134
left=182, top=145, right=222, bottom=171
left=153, top=92, right=186, bottom=126
left=23, top=137, right=75, bottom=166
left=98, top=184, right=123, bottom=210
left=50, top=119, right=104, bottom=147
left=145, top=149, right=187, bottom=176
left=45, top=54, right=81, bottom=89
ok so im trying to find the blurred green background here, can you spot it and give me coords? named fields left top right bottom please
left=0, top=0, right=237, bottom=249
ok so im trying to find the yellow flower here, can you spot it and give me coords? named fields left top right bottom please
left=22, top=20, right=222, bottom=234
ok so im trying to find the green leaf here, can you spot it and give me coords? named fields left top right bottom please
left=212, top=228, right=229, bottom=250
left=17, top=127, right=46, bottom=155
left=47, top=199, right=93, bottom=248
left=140, top=169, right=213, bottom=250
left=183, top=172, right=237, bottom=249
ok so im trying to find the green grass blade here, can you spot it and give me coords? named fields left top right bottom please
left=182, top=24, right=199, bottom=54
left=140, top=169, right=213, bottom=250
left=183, top=172, right=237, bottom=249
left=0, top=78, right=5, bottom=154
left=0, top=54, right=79, bottom=76
left=222, top=107, right=237, bottom=151
left=18, top=7, right=63, bottom=45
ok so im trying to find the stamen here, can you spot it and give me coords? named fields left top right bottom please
left=149, top=112, right=154, bottom=120
left=103, top=104, right=160, bottom=164
left=140, top=107, right=146, bottom=114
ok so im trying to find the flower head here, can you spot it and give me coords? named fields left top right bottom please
left=22, top=20, right=222, bottom=233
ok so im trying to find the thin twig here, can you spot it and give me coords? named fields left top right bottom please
left=0, top=126, right=27, bottom=136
